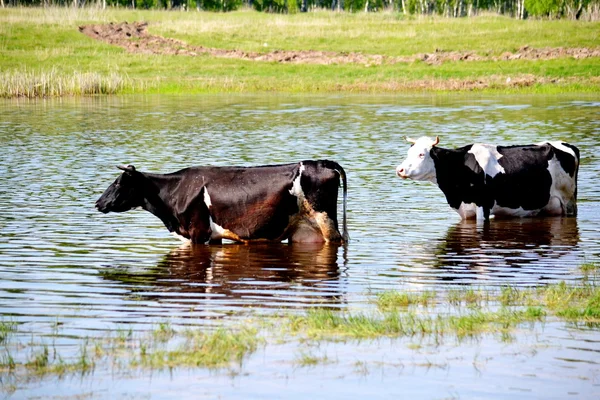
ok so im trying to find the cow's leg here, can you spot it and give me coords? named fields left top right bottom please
left=542, top=196, right=565, bottom=216
left=456, top=202, right=477, bottom=220
left=483, top=207, right=491, bottom=221
left=565, top=197, right=577, bottom=216
left=182, top=187, right=212, bottom=244
left=290, top=221, right=325, bottom=243
left=314, top=212, right=343, bottom=243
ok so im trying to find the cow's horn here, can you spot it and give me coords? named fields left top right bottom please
left=405, top=136, right=417, bottom=144
left=432, top=136, right=440, bottom=146
left=117, top=164, right=136, bottom=173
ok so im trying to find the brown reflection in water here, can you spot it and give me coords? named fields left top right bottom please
left=160, top=242, right=343, bottom=288
left=104, top=243, right=346, bottom=309
left=435, top=217, right=580, bottom=272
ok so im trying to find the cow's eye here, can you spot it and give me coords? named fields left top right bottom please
left=419, top=153, right=425, bottom=158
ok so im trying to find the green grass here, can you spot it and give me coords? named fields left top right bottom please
left=0, top=320, right=17, bottom=344
left=1, top=7, right=599, bottom=97
left=0, top=68, right=132, bottom=97
left=288, top=282, right=600, bottom=340
left=1, top=280, right=598, bottom=381
left=376, top=290, right=436, bottom=310
left=287, top=305, right=548, bottom=340
left=581, top=262, right=600, bottom=273
left=294, top=351, right=333, bottom=367
left=134, top=327, right=261, bottom=369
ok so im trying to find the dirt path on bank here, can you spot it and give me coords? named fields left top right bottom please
left=79, top=21, right=600, bottom=66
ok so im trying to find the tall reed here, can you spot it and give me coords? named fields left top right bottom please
left=0, top=69, right=132, bottom=98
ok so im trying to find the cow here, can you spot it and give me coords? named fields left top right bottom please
left=395, top=136, right=579, bottom=220
left=96, top=160, right=348, bottom=244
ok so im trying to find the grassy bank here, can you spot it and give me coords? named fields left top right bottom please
left=1, top=7, right=599, bottom=97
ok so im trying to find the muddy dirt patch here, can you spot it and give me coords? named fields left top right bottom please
left=79, top=21, right=600, bottom=66
left=78, top=21, right=377, bottom=65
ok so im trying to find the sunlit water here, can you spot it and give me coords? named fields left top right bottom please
left=1, top=94, right=599, bottom=398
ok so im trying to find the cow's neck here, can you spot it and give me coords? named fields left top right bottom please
left=139, top=173, right=182, bottom=233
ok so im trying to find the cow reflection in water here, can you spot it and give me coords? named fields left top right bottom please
left=435, top=218, right=579, bottom=275
left=143, top=243, right=346, bottom=307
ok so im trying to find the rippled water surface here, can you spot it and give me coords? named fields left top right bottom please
left=1, top=94, right=599, bottom=398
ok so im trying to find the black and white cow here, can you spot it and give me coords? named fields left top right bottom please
left=396, top=136, right=579, bottom=220
left=96, top=160, right=348, bottom=244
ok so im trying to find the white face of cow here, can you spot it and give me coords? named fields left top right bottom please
left=396, top=136, right=439, bottom=183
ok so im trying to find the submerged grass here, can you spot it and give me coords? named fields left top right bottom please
left=580, top=262, right=600, bottom=273
left=289, top=281, right=599, bottom=340
left=1, top=280, right=598, bottom=382
left=134, top=327, right=260, bottom=369
left=288, top=305, right=547, bottom=340
left=376, top=290, right=436, bottom=310
left=0, top=320, right=17, bottom=344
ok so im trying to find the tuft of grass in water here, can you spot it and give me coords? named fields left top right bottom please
left=294, top=351, right=332, bottom=367
left=290, top=308, right=440, bottom=339
left=376, top=290, right=436, bottom=310
left=134, top=327, right=261, bottom=369
left=291, top=283, right=594, bottom=341
left=0, top=352, right=16, bottom=371
left=0, top=320, right=17, bottom=344
left=288, top=306, right=550, bottom=341
left=552, top=285, right=600, bottom=322
left=152, top=322, right=175, bottom=343
left=25, top=346, right=50, bottom=372
left=580, top=262, right=600, bottom=274
left=447, top=288, right=490, bottom=306
left=21, top=342, right=94, bottom=377
left=499, top=286, right=534, bottom=307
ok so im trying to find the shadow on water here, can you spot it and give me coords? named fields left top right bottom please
left=102, top=242, right=348, bottom=310
left=432, top=217, right=580, bottom=283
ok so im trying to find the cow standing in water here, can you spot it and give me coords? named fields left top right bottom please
left=96, top=160, right=348, bottom=244
left=396, top=136, right=579, bottom=220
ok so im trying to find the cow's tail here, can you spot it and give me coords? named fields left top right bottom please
left=571, top=143, right=580, bottom=216
left=328, top=161, right=348, bottom=243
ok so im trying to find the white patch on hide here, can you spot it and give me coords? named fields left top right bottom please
left=171, top=232, right=191, bottom=243
left=540, top=141, right=577, bottom=159
left=209, top=216, right=226, bottom=240
left=203, top=188, right=212, bottom=209
left=468, top=144, right=505, bottom=179
left=289, top=163, right=305, bottom=198
left=546, top=156, right=576, bottom=215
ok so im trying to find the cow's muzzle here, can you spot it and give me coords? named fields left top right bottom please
left=396, top=166, right=408, bottom=179
left=95, top=199, right=109, bottom=213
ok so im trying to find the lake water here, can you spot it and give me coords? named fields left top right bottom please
left=1, top=94, right=599, bottom=398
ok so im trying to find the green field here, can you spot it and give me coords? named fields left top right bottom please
left=1, top=7, right=599, bottom=96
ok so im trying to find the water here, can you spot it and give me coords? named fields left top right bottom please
left=1, top=94, right=599, bottom=398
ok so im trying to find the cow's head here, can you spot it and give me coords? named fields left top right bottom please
left=396, top=136, right=439, bottom=182
left=96, top=165, right=146, bottom=213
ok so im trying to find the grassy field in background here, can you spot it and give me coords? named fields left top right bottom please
left=1, top=7, right=599, bottom=96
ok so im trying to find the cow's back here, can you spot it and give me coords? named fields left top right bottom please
left=491, top=142, right=578, bottom=216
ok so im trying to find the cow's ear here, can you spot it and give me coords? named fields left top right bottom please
left=116, top=164, right=136, bottom=173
